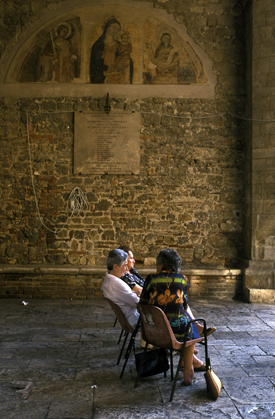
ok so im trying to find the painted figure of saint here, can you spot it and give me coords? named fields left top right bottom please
left=146, top=33, right=180, bottom=84
left=37, top=22, right=77, bottom=82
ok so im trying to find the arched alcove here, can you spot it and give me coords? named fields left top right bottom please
left=1, top=0, right=216, bottom=99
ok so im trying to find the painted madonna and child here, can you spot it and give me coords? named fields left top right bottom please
left=90, top=15, right=207, bottom=85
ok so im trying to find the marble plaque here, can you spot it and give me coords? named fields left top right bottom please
left=74, top=111, right=140, bottom=174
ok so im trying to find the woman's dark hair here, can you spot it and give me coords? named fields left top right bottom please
left=156, top=248, right=182, bottom=273
left=118, top=245, right=131, bottom=254
left=107, top=249, right=128, bottom=271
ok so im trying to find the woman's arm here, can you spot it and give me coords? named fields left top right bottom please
left=132, top=284, right=142, bottom=297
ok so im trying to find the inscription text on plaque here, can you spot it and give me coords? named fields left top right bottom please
left=74, top=111, right=140, bottom=175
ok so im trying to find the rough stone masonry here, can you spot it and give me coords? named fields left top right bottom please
left=0, top=0, right=253, bottom=299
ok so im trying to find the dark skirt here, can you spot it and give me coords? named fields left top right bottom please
left=168, top=311, right=200, bottom=342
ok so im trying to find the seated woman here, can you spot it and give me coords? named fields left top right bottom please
left=140, top=248, right=210, bottom=385
left=101, top=248, right=139, bottom=327
left=119, top=245, right=145, bottom=297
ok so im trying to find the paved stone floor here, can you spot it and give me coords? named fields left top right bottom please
left=0, top=296, right=275, bottom=419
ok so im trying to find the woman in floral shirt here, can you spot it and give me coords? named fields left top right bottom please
left=140, top=248, right=206, bottom=385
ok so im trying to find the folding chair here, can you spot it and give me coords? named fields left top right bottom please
left=106, top=298, right=140, bottom=378
left=112, top=316, right=124, bottom=344
left=135, top=304, right=209, bottom=402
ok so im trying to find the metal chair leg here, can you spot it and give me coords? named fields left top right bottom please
left=117, top=328, right=124, bottom=344
left=169, top=318, right=208, bottom=402
left=170, top=349, right=174, bottom=380
left=169, top=332, right=188, bottom=402
left=120, top=320, right=140, bottom=379
left=117, top=332, right=129, bottom=365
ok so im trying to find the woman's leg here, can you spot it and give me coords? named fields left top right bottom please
left=187, top=305, right=216, bottom=336
left=193, top=353, right=204, bottom=368
left=186, top=305, right=204, bottom=333
left=180, top=352, right=204, bottom=368
left=182, top=344, right=195, bottom=383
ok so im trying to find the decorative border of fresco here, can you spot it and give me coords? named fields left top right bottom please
left=0, top=0, right=216, bottom=99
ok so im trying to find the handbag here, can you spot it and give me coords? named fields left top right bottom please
left=204, top=367, right=223, bottom=400
left=135, top=347, right=169, bottom=378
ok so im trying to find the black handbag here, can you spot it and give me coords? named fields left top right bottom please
left=135, top=347, right=169, bottom=378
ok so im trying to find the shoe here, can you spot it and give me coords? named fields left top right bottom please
left=183, top=381, right=192, bottom=386
left=140, top=338, right=157, bottom=350
left=199, top=327, right=216, bottom=338
left=194, top=362, right=207, bottom=372
left=182, top=377, right=196, bottom=386
left=181, top=363, right=207, bottom=372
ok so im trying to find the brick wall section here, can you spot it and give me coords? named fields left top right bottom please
left=0, top=0, right=246, bottom=270
left=0, top=0, right=246, bottom=299
left=0, top=266, right=242, bottom=300
left=0, top=95, right=246, bottom=268
left=0, top=273, right=103, bottom=299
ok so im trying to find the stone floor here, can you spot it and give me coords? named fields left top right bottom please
left=0, top=296, right=275, bottom=419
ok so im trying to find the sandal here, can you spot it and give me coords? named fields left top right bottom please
left=199, top=327, right=216, bottom=337
left=182, top=377, right=196, bottom=386
left=194, top=362, right=207, bottom=372
left=181, top=363, right=207, bottom=372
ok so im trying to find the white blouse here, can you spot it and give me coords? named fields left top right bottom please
left=101, top=272, right=140, bottom=326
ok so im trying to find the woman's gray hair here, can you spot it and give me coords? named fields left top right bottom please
left=156, top=248, right=182, bottom=273
left=107, top=249, right=128, bottom=271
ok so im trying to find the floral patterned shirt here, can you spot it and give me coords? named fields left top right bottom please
left=140, top=272, right=199, bottom=341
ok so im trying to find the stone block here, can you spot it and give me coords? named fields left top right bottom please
left=252, top=184, right=262, bottom=199
left=244, top=287, right=275, bottom=303
left=262, top=184, right=275, bottom=199
left=263, top=200, right=275, bottom=213
left=258, top=214, right=275, bottom=230
left=144, top=257, right=156, bottom=266
left=252, top=159, right=266, bottom=172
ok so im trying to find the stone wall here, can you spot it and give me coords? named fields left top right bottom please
left=0, top=0, right=247, bottom=299
left=243, top=0, right=275, bottom=301
left=249, top=0, right=275, bottom=263
left=0, top=94, right=245, bottom=268
left=0, top=265, right=242, bottom=300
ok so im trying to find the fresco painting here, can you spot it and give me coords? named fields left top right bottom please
left=143, top=18, right=207, bottom=85
left=89, top=15, right=134, bottom=84
left=8, top=9, right=207, bottom=86
left=15, top=18, right=81, bottom=83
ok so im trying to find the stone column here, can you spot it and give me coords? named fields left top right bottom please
left=243, top=0, right=275, bottom=302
